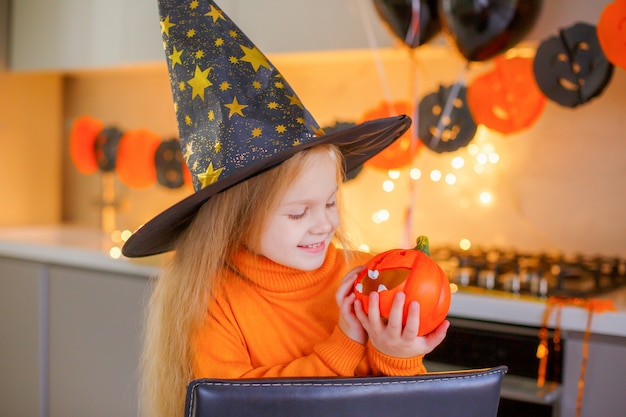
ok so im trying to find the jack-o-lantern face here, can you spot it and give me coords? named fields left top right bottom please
left=468, top=56, right=546, bottom=134
left=155, top=138, right=185, bottom=189
left=94, top=126, right=123, bottom=172
left=353, top=237, right=451, bottom=336
left=533, top=22, right=614, bottom=108
left=418, top=84, right=477, bottom=153
left=597, top=0, right=626, bottom=70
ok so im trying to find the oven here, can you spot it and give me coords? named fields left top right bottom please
left=425, top=245, right=626, bottom=417
left=426, top=317, right=562, bottom=417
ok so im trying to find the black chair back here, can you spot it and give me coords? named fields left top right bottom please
left=185, top=366, right=507, bottom=417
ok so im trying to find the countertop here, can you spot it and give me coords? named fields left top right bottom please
left=1, top=226, right=625, bottom=337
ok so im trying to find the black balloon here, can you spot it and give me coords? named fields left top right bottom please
left=533, top=22, right=614, bottom=108
left=373, top=0, right=441, bottom=49
left=439, top=0, right=542, bottom=61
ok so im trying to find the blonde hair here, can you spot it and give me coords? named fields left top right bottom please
left=139, top=144, right=353, bottom=417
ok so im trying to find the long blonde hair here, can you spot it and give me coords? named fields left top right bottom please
left=139, top=144, right=353, bottom=417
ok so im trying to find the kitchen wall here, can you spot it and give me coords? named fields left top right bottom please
left=1, top=0, right=623, bottom=258
left=60, top=43, right=626, bottom=257
left=0, top=71, right=64, bottom=225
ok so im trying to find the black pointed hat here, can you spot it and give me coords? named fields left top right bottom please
left=122, top=0, right=411, bottom=257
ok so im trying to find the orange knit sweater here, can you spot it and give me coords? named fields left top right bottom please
left=192, top=244, right=427, bottom=379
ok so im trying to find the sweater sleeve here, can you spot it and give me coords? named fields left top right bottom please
left=192, top=300, right=367, bottom=379
left=366, top=341, right=427, bottom=376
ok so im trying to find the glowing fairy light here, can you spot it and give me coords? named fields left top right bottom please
left=430, top=169, right=442, bottom=182
left=451, top=156, right=465, bottom=169
left=474, top=164, right=485, bottom=174
left=382, top=180, right=395, bottom=192
left=372, top=209, right=390, bottom=224
left=482, top=143, right=495, bottom=154
left=445, top=173, right=457, bottom=185
left=109, top=246, right=122, bottom=259
left=121, top=229, right=133, bottom=241
left=488, top=152, right=500, bottom=164
left=479, top=191, right=493, bottom=205
left=476, top=153, right=488, bottom=164
left=459, top=238, right=472, bottom=250
left=409, top=168, right=421, bottom=180
left=467, top=144, right=479, bottom=155
left=358, top=244, right=371, bottom=253
left=387, top=169, right=400, bottom=179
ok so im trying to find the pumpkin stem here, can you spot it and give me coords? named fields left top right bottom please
left=414, top=235, right=430, bottom=256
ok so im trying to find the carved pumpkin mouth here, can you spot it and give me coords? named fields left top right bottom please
left=355, top=268, right=411, bottom=295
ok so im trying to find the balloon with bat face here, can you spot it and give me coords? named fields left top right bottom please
left=116, top=129, right=161, bottom=189
left=439, top=0, right=543, bottom=62
left=418, top=83, right=477, bottom=153
left=533, top=22, right=614, bottom=108
left=373, top=0, right=441, bottom=48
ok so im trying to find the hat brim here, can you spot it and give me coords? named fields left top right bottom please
left=122, top=115, right=411, bottom=257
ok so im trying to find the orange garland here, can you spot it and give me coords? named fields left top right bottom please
left=537, top=296, right=616, bottom=417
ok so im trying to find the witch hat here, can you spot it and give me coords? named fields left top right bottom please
left=122, top=0, right=411, bottom=257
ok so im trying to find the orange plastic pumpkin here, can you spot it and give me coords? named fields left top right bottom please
left=597, top=0, right=626, bottom=70
left=467, top=56, right=546, bottom=134
left=353, top=236, right=450, bottom=336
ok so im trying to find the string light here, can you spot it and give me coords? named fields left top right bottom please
left=387, top=169, right=400, bottom=179
left=459, top=238, right=472, bottom=250
left=372, top=209, right=390, bottom=224
left=451, top=156, right=465, bottom=169
left=382, top=180, right=395, bottom=192
left=430, top=169, right=442, bottom=182
left=479, top=191, right=493, bottom=205
left=445, top=173, right=457, bottom=185
left=409, top=168, right=421, bottom=180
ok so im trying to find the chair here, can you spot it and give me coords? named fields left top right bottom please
left=185, top=365, right=507, bottom=417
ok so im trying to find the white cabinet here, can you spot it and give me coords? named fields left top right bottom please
left=0, top=255, right=151, bottom=417
left=0, top=258, right=44, bottom=417
left=10, top=0, right=163, bottom=70
left=9, top=0, right=394, bottom=71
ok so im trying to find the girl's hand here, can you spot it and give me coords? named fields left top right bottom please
left=335, top=265, right=367, bottom=344
left=354, top=291, right=449, bottom=358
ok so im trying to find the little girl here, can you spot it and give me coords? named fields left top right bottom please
left=123, top=1, right=449, bottom=417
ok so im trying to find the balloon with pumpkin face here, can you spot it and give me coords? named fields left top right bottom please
left=533, top=22, right=614, bottom=108
left=353, top=236, right=451, bottom=336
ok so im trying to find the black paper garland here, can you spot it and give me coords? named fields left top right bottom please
left=418, top=83, right=477, bottom=153
left=94, top=126, right=123, bottom=172
left=155, top=138, right=186, bottom=189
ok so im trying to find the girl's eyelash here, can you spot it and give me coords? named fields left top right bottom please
left=326, top=201, right=336, bottom=208
left=288, top=211, right=306, bottom=220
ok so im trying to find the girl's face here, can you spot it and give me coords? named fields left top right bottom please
left=257, top=150, right=340, bottom=271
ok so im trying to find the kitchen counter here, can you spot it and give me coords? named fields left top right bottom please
left=1, top=226, right=625, bottom=338
left=0, top=225, right=161, bottom=277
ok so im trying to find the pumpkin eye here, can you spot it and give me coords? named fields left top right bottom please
left=360, top=268, right=411, bottom=295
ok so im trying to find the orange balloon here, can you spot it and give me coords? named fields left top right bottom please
left=361, top=101, right=421, bottom=170
left=115, top=129, right=161, bottom=189
left=597, top=0, right=626, bottom=70
left=467, top=56, right=546, bottom=134
left=69, top=116, right=103, bottom=174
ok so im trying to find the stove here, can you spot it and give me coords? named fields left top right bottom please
left=430, top=246, right=626, bottom=299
